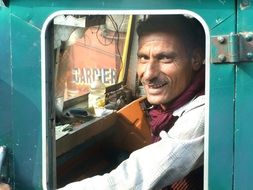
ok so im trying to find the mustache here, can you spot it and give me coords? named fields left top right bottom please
left=141, top=77, right=170, bottom=86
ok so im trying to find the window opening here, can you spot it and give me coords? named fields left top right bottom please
left=42, top=11, right=210, bottom=190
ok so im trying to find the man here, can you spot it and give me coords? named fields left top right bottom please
left=59, top=14, right=205, bottom=190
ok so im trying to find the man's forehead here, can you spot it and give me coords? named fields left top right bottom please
left=139, top=31, right=182, bottom=44
left=138, top=32, right=184, bottom=51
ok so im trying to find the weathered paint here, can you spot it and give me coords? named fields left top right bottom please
left=234, top=1, right=253, bottom=189
left=208, top=3, right=235, bottom=189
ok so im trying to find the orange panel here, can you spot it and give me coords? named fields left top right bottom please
left=115, top=97, right=152, bottom=152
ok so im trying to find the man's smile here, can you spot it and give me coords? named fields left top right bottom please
left=147, top=81, right=169, bottom=89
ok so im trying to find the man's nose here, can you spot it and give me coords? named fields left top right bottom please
left=142, top=61, right=160, bottom=80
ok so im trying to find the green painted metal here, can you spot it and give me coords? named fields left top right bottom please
left=209, top=64, right=235, bottom=190
left=0, top=7, right=11, bottom=146
left=11, top=14, right=42, bottom=189
left=0, top=0, right=242, bottom=189
left=208, top=2, right=235, bottom=190
left=0, top=6, right=13, bottom=184
left=234, top=1, right=253, bottom=189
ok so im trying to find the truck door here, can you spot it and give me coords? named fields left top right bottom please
left=234, top=1, right=253, bottom=189
left=210, top=1, right=253, bottom=190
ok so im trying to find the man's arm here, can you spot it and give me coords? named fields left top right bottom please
left=58, top=96, right=205, bottom=190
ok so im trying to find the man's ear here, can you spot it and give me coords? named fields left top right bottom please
left=191, top=48, right=203, bottom=71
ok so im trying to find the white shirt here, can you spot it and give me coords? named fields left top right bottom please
left=58, top=95, right=205, bottom=190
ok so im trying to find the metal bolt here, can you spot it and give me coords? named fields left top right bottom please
left=217, top=36, right=225, bottom=43
left=245, top=33, right=253, bottom=42
left=218, top=54, right=226, bottom=62
left=246, top=52, right=253, bottom=59
left=241, top=0, right=249, bottom=7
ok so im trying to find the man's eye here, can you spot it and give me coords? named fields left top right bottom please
left=160, top=56, right=174, bottom=63
left=138, top=56, right=149, bottom=63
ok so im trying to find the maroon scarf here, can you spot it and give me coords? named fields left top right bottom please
left=148, top=67, right=205, bottom=142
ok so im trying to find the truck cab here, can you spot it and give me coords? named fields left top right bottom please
left=1, top=1, right=253, bottom=189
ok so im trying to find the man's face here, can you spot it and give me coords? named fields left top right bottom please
left=137, top=32, right=200, bottom=106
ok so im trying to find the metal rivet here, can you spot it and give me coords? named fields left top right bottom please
left=246, top=52, right=253, bottom=59
left=218, top=54, right=226, bottom=62
left=245, top=33, right=253, bottom=42
left=241, top=0, right=250, bottom=7
left=217, top=36, right=225, bottom=43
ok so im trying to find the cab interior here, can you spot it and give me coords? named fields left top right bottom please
left=46, top=13, right=204, bottom=188
left=50, top=14, right=153, bottom=188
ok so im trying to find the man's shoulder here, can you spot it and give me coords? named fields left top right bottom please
left=173, top=95, right=205, bottom=117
